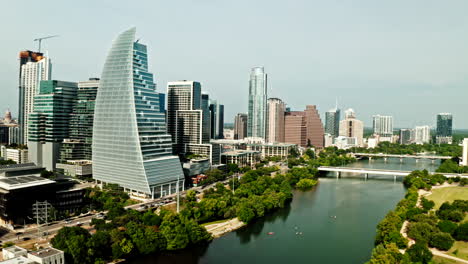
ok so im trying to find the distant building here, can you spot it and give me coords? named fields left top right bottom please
left=27, top=247, right=65, bottom=264
left=28, top=80, right=78, bottom=170
left=283, top=105, right=324, bottom=148
left=334, top=136, right=358, bottom=149
left=221, top=150, right=261, bottom=167
left=436, top=113, right=453, bottom=144
left=1, top=111, right=19, bottom=145
left=246, top=142, right=296, bottom=159
left=399, top=129, right=413, bottom=145
left=92, top=28, right=184, bottom=198
left=56, top=160, right=92, bottom=177
left=223, top=129, right=234, bottom=140
left=18, top=51, right=52, bottom=145
left=462, top=138, right=468, bottom=166
left=0, top=146, right=28, bottom=164
left=339, top=109, right=364, bottom=147
left=325, top=107, right=340, bottom=138
left=414, top=126, right=430, bottom=144
left=209, top=99, right=224, bottom=139
left=324, top=133, right=334, bottom=147
left=234, top=113, right=248, bottom=140
left=305, top=105, right=324, bottom=148
left=247, top=67, right=267, bottom=139
left=266, top=98, right=285, bottom=143
left=373, top=115, right=393, bottom=137
left=2, top=246, right=27, bottom=260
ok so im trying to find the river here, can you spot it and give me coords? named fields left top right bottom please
left=127, top=158, right=440, bottom=264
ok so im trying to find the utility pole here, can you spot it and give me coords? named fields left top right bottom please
left=33, top=201, right=52, bottom=239
left=33, top=35, right=59, bottom=52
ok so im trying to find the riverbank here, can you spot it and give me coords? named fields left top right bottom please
left=204, top=218, right=246, bottom=238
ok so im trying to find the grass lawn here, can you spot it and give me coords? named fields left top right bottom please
left=447, top=241, right=468, bottom=260
left=432, top=255, right=464, bottom=264
left=427, top=186, right=468, bottom=209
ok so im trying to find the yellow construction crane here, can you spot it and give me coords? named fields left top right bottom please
left=33, top=35, right=59, bottom=52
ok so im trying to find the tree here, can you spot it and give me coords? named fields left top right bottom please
left=296, top=178, right=317, bottom=190
left=454, top=222, right=468, bottom=241
left=406, top=242, right=432, bottom=264
left=51, top=227, right=91, bottom=264
left=87, top=231, right=111, bottom=261
left=420, top=197, right=435, bottom=212
left=106, top=204, right=126, bottom=221
left=160, top=212, right=190, bottom=250
left=429, top=232, right=455, bottom=251
left=437, top=220, right=458, bottom=235
left=142, top=210, right=162, bottom=226
left=237, top=204, right=255, bottom=223
left=407, top=222, right=436, bottom=243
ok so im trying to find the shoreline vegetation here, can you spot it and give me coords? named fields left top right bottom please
left=367, top=170, right=468, bottom=264
left=50, top=147, right=354, bottom=264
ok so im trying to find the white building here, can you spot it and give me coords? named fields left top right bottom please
left=324, top=133, right=334, bottom=147
left=462, top=138, right=468, bottom=166
left=414, top=126, right=430, bottom=144
left=372, top=115, right=393, bottom=137
left=334, top=136, right=358, bottom=149
left=0, top=146, right=29, bottom=164
left=27, top=248, right=65, bottom=264
left=339, top=109, right=364, bottom=147
left=20, top=55, right=51, bottom=144
left=2, top=246, right=27, bottom=260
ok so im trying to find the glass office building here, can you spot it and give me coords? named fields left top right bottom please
left=247, top=67, right=267, bottom=139
left=92, top=28, right=184, bottom=197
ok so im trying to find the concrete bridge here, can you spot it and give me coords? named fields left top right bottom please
left=318, top=166, right=468, bottom=180
left=350, top=153, right=453, bottom=163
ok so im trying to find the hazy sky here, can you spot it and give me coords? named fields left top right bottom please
left=1, top=0, right=468, bottom=128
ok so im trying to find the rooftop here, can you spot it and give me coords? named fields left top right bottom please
left=222, top=150, right=260, bottom=156
left=28, top=248, right=63, bottom=258
left=0, top=256, right=34, bottom=264
left=0, top=175, right=55, bottom=190
left=3, top=246, right=27, bottom=254
left=0, top=163, right=43, bottom=173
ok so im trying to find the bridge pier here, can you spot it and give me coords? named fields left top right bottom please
left=431, top=159, right=435, bottom=164
left=369, top=157, right=372, bottom=162
left=400, top=158, right=403, bottom=163
left=336, top=171, right=341, bottom=178
left=394, top=175, right=396, bottom=182
left=415, top=159, right=419, bottom=163
left=365, top=173, right=368, bottom=180
left=384, top=157, right=388, bottom=162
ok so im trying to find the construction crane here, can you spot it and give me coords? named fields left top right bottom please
left=33, top=35, right=59, bottom=53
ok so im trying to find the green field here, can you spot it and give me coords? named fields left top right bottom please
left=447, top=241, right=468, bottom=260
left=431, top=255, right=464, bottom=264
left=427, top=186, right=468, bottom=210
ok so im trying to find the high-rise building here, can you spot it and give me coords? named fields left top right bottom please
left=339, top=109, right=364, bottom=147
left=462, top=138, right=468, bottom=166
left=92, top=28, right=184, bottom=197
left=325, top=108, right=340, bottom=138
left=209, top=99, right=224, bottom=139
left=373, top=115, right=393, bottom=137
left=18, top=51, right=52, bottom=144
left=59, top=78, right=99, bottom=162
left=436, top=113, right=453, bottom=144
left=414, top=126, right=430, bottom=144
left=266, top=98, right=285, bottom=143
left=305, top=105, right=324, bottom=148
left=167, top=81, right=203, bottom=142
left=284, top=111, right=306, bottom=147
left=247, top=67, right=267, bottom=139
left=399, top=129, right=413, bottom=145
left=234, top=113, right=248, bottom=140
left=201, top=93, right=211, bottom=139
left=28, top=80, right=78, bottom=170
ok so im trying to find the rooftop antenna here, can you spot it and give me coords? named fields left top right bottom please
left=33, top=35, right=59, bottom=53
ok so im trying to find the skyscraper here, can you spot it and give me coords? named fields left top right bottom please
left=209, top=99, right=224, bottom=139
left=247, top=67, right=267, bottom=139
left=339, top=109, right=364, bottom=147
left=372, top=115, right=394, bottom=137
left=28, top=80, right=78, bottom=170
left=60, top=78, right=99, bottom=162
left=305, top=105, right=325, bottom=148
left=325, top=108, right=340, bottom=138
left=436, top=113, right=453, bottom=144
left=234, top=113, right=248, bottom=140
left=266, top=98, right=285, bottom=143
left=399, top=129, right=413, bottom=145
left=92, top=28, right=184, bottom=197
left=201, top=93, right=211, bottom=139
left=18, top=51, right=52, bottom=144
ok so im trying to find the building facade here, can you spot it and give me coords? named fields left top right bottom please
left=436, top=113, right=453, bottom=144
left=28, top=80, right=78, bottom=170
left=0, top=146, right=28, bottom=164
left=399, top=129, right=413, bottom=145
left=247, top=67, right=267, bottom=139
left=325, top=108, right=340, bottom=138
left=462, top=138, right=468, bottom=166
left=266, top=98, right=285, bottom=143
left=209, top=99, right=224, bottom=139
left=339, top=109, right=364, bottom=147
left=373, top=115, right=393, bottom=137
left=92, top=28, right=184, bottom=197
left=305, top=105, right=324, bottom=148
left=18, top=51, right=52, bottom=145
left=283, top=106, right=324, bottom=148
left=234, top=113, right=248, bottom=140
left=414, top=125, right=430, bottom=144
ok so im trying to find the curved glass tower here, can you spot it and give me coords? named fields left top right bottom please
left=92, top=28, right=184, bottom=197
left=247, top=67, right=267, bottom=139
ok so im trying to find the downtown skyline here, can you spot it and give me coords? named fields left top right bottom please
left=1, top=0, right=468, bottom=129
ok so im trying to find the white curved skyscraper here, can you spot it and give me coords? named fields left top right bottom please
left=92, top=28, right=184, bottom=197
left=248, top=67, right=267, bottom=139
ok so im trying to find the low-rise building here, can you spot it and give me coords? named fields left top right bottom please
left=221, top=150, right=261, bottom=167
left=334, top=136, right=358, bottom=149
left=0, top=163, right=44, bottom=177
left=182, top=158, right=211, bottom=177
left=246, top=142, right=296, bottom=159
left=462, top=138, right=468, bottom=166
left=0, top=146, right=29, bottom=164
left=2, top=246, right=27, bottom=260
left=27, top=247, right=65, bottom=264
left=0, top=257, right=35, bottom=264
left=56, top=160, right=92, bottom=177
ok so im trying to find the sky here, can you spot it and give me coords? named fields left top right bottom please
left=1, top=0, right=468, bottom=128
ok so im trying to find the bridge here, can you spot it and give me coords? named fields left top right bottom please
left=351, top=153, right=453, bottom=163
left=318, top=166, right=468, bottom=180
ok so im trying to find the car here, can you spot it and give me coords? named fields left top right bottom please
left=64, top=219, right=72, bottom=224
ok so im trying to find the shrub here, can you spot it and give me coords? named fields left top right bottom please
left=454, top=222, right=468, bottom=241
left=429, top=232, right=455, bottom=251
left=407, top=222, right=436, bottom=243
left=296, top=178, right=317, bottom=190
left=406, top=242, right=432, bottom=264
